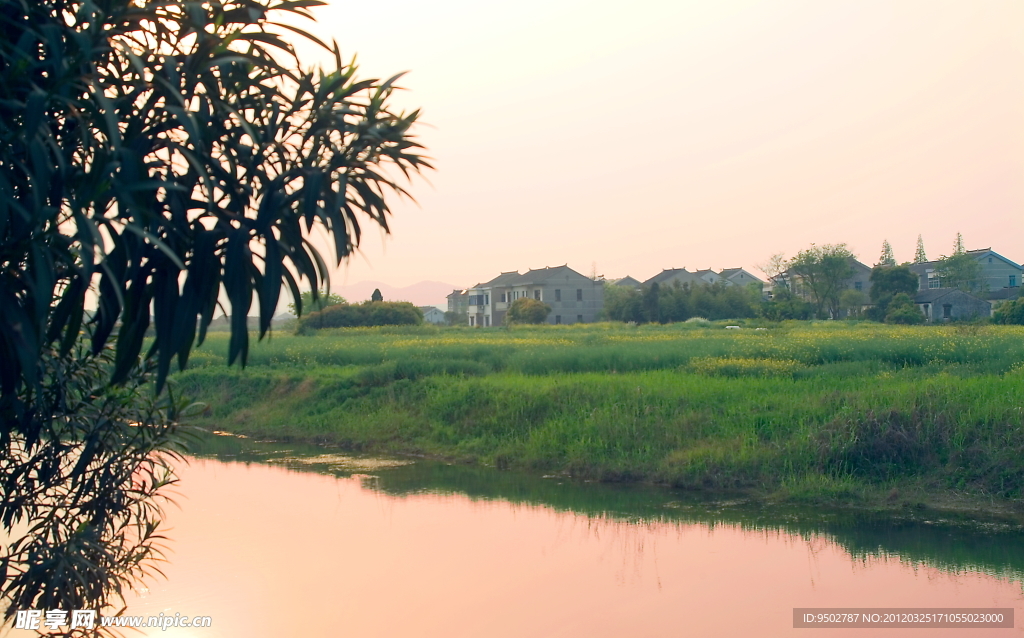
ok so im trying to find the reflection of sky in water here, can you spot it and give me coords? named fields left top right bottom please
left=110, top=457, right=1024, bottom=638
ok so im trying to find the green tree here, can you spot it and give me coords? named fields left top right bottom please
left=885, top=293, right=924, bottom=324
left=371, top=288, right=384, bottom=302
left=839, top=289, right=868, bottom=318
left=788, top=244, right=856, bottom=319
left=0, top=0, right=427, bottom=620
left=953, top=232, right=965, bottom=255
left=936, top=253, right=984, bottom=292
left=506, top=298, right=551, bottom=324
left=867, top=264, right=918, bottom=321
left=642, top=282, right=661, bottom=323
left=993, top=298, right=1024, bottom=325
left=878, top=239, right=896, bottom=266
left=914, top=235, right=928, bottom=263
left=759, top=287, right=813, bottom=321
left=287, top=290, right=347, bottom=316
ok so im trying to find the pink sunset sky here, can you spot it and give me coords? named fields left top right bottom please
left=291, top=0, right=1023, bottom=291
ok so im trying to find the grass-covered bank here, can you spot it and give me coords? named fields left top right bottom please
left=174, top=322, right=1024, bottom=512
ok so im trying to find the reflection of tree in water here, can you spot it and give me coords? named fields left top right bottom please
left=194, top=432, right=1024, bottom=586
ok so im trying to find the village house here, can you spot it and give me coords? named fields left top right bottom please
left=908, top=249, right=1022, bottom=294
left=466, top=265, right=604, bottom=326
left=914, top=289, right=991, bottom=322
left=446, top=289, right=468, bottom=315
left=418, top=306, right=446, bottom=324
left=641, top=267, right=764, bottom=289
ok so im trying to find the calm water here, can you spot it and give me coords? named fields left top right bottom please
left=117, top=433, right=1023, bottom=637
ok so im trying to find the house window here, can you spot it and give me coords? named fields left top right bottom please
left=928, top=277, right=941, bottom=289
left=576, top=289, right=583, bottom=301
left=500, top=292, right=506, bottom=303
left=1011, top=275, right=1017, bottom=287
left=577, top=314, right=583, bottom=323
left=555, top=315, right=561, bottom=324
left=484, top=294, right=489, bottom=305
left=534, top=289, right=540, bottom=300
left=854, top=281, right=862, bottom=291
left=555, top=289, right=561, bottom=302
left=923, top=304, right=929, bottom=319
left=943, top=304, right=952, bottom=319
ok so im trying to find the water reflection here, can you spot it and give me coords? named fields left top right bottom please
left=116, top=432, right=1023, bottom=637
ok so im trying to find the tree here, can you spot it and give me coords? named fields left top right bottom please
left=869, top=265, right=919, bottom=302
left=506, top=298, right=551, bottom=324
left=297, top=301, right=422, bottom=332
left=839, top=289, right=868, bottom=318
left=914, top=235, right=928, bottom=263
left=758, top=287, right=813, bottom=321
left=758, top=252, right=790, bottom=290
left=371, top=288, right=384, bottom=302
left=993, top=298, right=1024, bottom=325
left=287, top=290, right=347, bottom=316
left=953, top=232, right=965, bottom=255
left=787, top=244, right=856, bottom=319
left=1, top=0, right=428, bottom=622
left=602, top=282, right=644, bottom=323
left=936, top=252, right=984, bottom=292
left=878, top=240, right=896, bottom=266
left=867, top=264, right=918, bottom=321
left=885, top=293, right=924, bottom=324
left=642, top=282, right=661, bottom=323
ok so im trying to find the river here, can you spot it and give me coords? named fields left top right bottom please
left=116, top=433, right=1023, bottom=637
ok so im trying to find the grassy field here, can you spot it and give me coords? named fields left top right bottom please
left=174, top=321, right=1024, bottom=510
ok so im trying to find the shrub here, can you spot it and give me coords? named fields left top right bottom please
left=298, top=301, right=423, bottom=332
left=885, top=293, right=924, bottom=325
left=506, top=298, right=551, bottom=324
left=993, top=298, right=1024, bottom=325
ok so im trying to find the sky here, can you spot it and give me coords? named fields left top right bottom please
left=283, top=0, right=1024, bottom=290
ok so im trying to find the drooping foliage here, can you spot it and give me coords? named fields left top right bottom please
left=0, top=0, right=427, bottom=623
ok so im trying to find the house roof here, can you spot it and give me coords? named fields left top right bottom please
left=478, top=271, right=521, bottom=288
left=516, top=265, right=579, bottom=285
left=719, top=267, right=764, bottom=283
left=909, top=248, right=1022, bottom=273
left=913, top=288, right=986, bottom=303
left=474, top=265, right=593, bottom=289
left=611, top=276, right=641, bottom=287
left=643, top=268, right=696, bottom=286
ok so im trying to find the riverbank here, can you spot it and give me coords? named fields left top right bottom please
left=174, top=322, right=1024, bottom=517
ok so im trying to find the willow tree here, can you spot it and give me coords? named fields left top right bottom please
left=0, top=0, right=428, bottom=625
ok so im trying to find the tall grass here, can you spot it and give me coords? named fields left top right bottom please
left=176, top=322, right=1024, bottom=504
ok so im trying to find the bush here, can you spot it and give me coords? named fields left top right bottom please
left=993, top=298, right=1024, bottom=325
left=885, top=293, right=924, bottom=325
left=297, top=301, right=423, bottom=332
left=506, top=298, right=551, bottom=324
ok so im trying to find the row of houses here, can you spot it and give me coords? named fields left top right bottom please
left=448, top=265, right=604, bottom=327
left=778, top=248, right=1022, bottom=321
left=612, top=266, right=765, bottom=291
left=445, top=248, right=1023, bottom=326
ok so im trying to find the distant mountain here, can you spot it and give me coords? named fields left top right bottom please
left=331, top=280, right=459, bottom=306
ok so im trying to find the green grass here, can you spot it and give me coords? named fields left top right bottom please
left=174, top=321, right=1024, bottom=508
